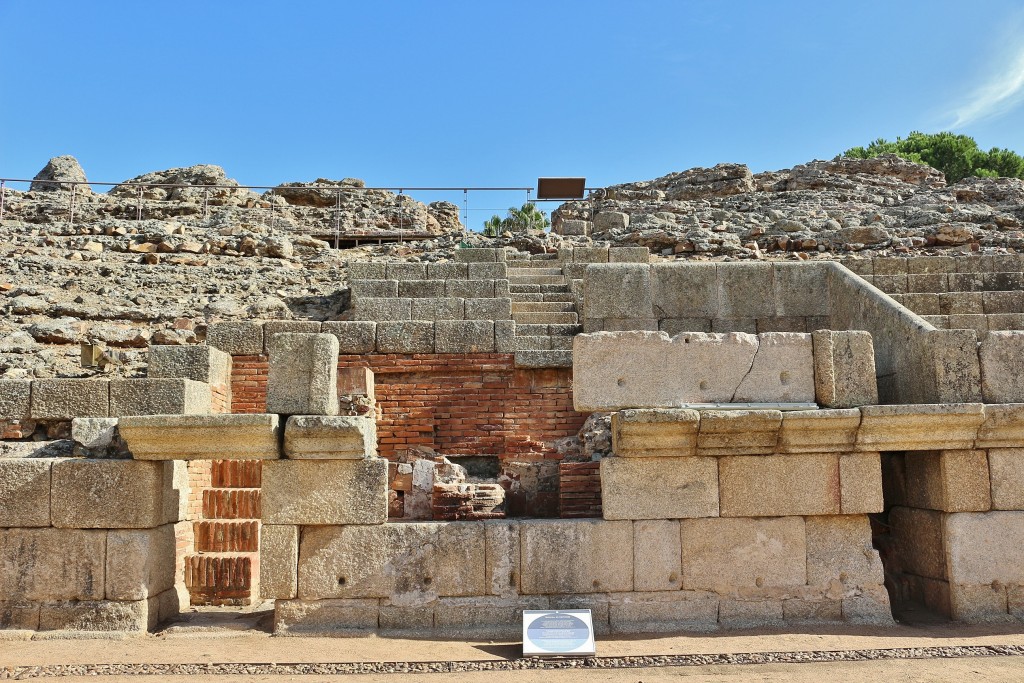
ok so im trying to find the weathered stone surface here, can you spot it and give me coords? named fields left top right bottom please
left=520, top=520, right=633, bottom=594
left=147, top=345, right=232, bottom=385
left=889, top=506, right=946, bottom=580
left=695, top=410, right=782, bottom=456
left=454, top=247, right=505, bottom=263
left=774, top=262, right=830, bottom=317
left=0, top=459, right=51, bottom=527
left=71, top=417, right=125, bottom=457
left=262, top=458, right=387, bottom=525
left=583, top=263, right=652, bottom=319
left=932, top=328, right=983, bottom=404
left=283, top=415, right=376, bottom=459
left=842, top=585, right=896, bottom=625
left=650, top=263, right=718, bottom=318
left=733, top=333, right=815, bottom=403
left=777, top=409, right=861, bottom=454
left=105, top=525, right=176, bottom=600
left=297, top=522, right=485, bottom=601
left=434, top=320, right=495, bottom=353
left=988, top=448, right=1024, bottom=510
left=274, top=598, right=380, bottom=635
left=634, top=520, right=682, bottom=591
left=948, top=582, right=1012, bottom=623
left=856, top=403, right=985, bottom=452
left=681, top=517, right=807, bottom=591
left=266, top=333, right=339, bottom=416
left=719, top=453, right=841, bottom=517
left=30, top=379, right=109, bottom=419
left=805, top=516, right=884, bottom=588
left=719, top=599, right=784, bottom=629
left=718, top=263, right=774, bottom=318
left=976, top=404, right=1024, bottom=449
left=433, top=596, right=549, bottom=637
left=484, top=521, right=520, bottom=597
left=905, top=450, right=991, bottom=512
left=782, top=598, right=843, bottom=624
left=322, top=321, right=377, bottom=354
left=119, top=414, right=280, bottom=459
left=379, top=602, right=435, bottom=632
left=0, top=528, right=106, bottom=600
left=38, top=599, right=153, bottom=632
left=0, top=601, right=40, bottom=630
left=51, top=459, right=180, bottom=528
left=261, top=524, right=299, bottom=600
left=375, top=321, right=435, bottom=353
left=0, top=379, right=31, bottom=419
left=812, top=330, right=878, bottom=408
left=980, top=331, right=1024, bottom=403
left=601, top=456, right=718, bottom=520
left=945, top=511, right=1024, bottom=584
left=611, top=409, right=699, bottom=457
left=840, top=452, right=884, bottom=514
left=207, top=321, right=264, bottom=356
left=109, top=378, right=212, bottom=417
left=608, top=591, right=719, bottom=633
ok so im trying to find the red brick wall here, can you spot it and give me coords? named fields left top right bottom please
left=186, top=460, right=212, bottom=521
left=229, top=353, right=586, bottom=461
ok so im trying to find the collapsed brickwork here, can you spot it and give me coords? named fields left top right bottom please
left=4, top=249, right=1024, bottom=636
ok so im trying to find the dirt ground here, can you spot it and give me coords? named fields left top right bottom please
left=4, top=613, right=1024, bottom=682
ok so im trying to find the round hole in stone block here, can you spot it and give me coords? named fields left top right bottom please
left=755, top=576, right=764, bottom=588
left=780, top=371, right=792, bottom=385
left=699, top=380, right=710, bottom=391
left=592, top=580, right=601, bottom=589
left=337, top=577, right=347, bottom=586
left=423, top=576, right=433, bottom=586
left=617, top=378, right=625, bottom=387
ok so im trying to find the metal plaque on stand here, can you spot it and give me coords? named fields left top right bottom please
left=522, top=609, right=596, bottom=657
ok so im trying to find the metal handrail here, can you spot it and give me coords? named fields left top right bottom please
left=0, top=178, right=536, bottom=192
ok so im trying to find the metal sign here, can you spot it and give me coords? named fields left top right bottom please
left=522, top=609, right=596, bottom=657
left=536, top=177, right=586, bottom=200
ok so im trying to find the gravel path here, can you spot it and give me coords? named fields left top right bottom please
left=4, top=644, right=1024, bottom=679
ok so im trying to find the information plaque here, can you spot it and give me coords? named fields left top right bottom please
left=522, top=609, right=596, bottom=657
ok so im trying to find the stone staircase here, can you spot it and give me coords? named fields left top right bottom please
left=184, top=460, right=261, bottom=606
left=505, top=255, right=580, bottom=367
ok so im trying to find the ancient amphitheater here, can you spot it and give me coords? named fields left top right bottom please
left=3, top=155, right=1024, bottom=641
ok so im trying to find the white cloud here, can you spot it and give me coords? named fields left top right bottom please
left=949, top=39, right=1024, bottom=128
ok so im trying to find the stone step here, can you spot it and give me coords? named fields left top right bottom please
left=512, top=302, right=577, bottom=313
left=184, top=552, right=258, bottom=606
left=507, top=335, right=553, bottom=350
left=507, top=257, right=558, bottom=267
left=542, top=293, right=576, bottom=302
left=193, top=520, right=260, bottom=553
left=202, top=488, right=261, bottom=520
left=514, top=350, right=573, bottom=368
left=511, top=293, right=544, bottom=303
left=511, top=292, right=576, bottom=303
left=508, top=267, right=563, bottom=277
left=508, top=275, right=565, bottom=286
left=515, top=323, right=581, bottom=336
left=513, top=312, right=579, bottom=325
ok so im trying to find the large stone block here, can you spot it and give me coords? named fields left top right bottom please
left=484, top=520, right=520, bottom=596
left=811, top=330, right=878, bottom=408
left=583, top=263, right=652, bottom=319
left=980, top=331, right=1024, bottom=403
left=608, top=591, right=719, bottom=633
left=297, top=522, right=485, bottom=601
left=352, top=297, right=411, bottom=321
left=696, top=410, right=782, bottom=456
left=322, top=321, right=377, bottom=354
left=520, top=520, right=633, bottom=594
left=30, top=379, right=109, bottom=419
left=856, top=403, right=985, bottom=452
left=435, top=320, right=495, bottom=353
left=945, top=511, right=1024, bottom=585
left=719, top=453, right=841, bottom=517
left=650, top=263, right=718, bottom=318
left=0, top=459, right=51, bottom=527
left=119, top=414, right=281, bottom=459
left=889, top=506, right=946, bottom=580
left=433, top=596, right=549, bottom=638
left=446, top=280, right=494, bottom=298
left=147, top=345, right=232, bottom=385
left=454, top=247, right=505, bottom=263
left=467, top=262, right=508, bottom=279
left=0, top=528, right=106, bottom=600
left=777, top=409, right=861, bottom=454
left=931, top=328, right=983, bottom=403
left=261, top=524, right=299, bottom=600
left=51, top=459, right=180, bottom=528
left=680, top=517, right=807, bottom=591
left=774, top=262, right=829, bottom=317
left=262, top=458, right=387, bottom=525
left=905, top=450, right=991, bottom=512
left=352, top=279, right=399, bottom=298
left=106, top=524, right=176, bottom=600
left=634, top=519, right=682, bottom=591
left=109, top=378, right=212, bottom=417
left=0, top=601, right=39, bottom=630
left=611, top=409, right=699, bottom=457
left=0, top=379, right=31, bottom=419
left=805, top=516, right=884, bottom=588
left=38, top=598, right=155, bottom=632
left=347, top=262, right=386, bottom=279
left=266, top=332, right=339, bottom=416
left=464, top=297, right=512, bottom=320
left=840, top=452, right=884, bottom=514
left=283, top=415, right=377, bottom=459
left=574, top=331, right=812, bottom=411
left=719, top=599, right=784, bottom=629
left=425, top=263, right=469, bottom=279
left=988, top=448, right=1024, bottom=510
left=207, top=321, right=264, bottom=356
left=718, top=263, right=774, bottom=318
left=609, top=246, right=649, bottom=263
left=410, top=297, right=463, bottom=320
left=976, top=404, right=1024, bottom=448
left=262, top=321, right=322, bottom=342
left=601, top=456, right=718, bottom=520
left=375, top=320, right=435, bottom=353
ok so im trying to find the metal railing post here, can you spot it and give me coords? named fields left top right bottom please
left=68, top=184, right=76, bottom=229
left=203, top=187, right=209, bottom=220
left=334, top=189, right=341, bottom=249
left=0, top=180, right=5, bottom=222
left=270, top=189, right=276, bottom=230
left=136, top=186, right=143, bottom=221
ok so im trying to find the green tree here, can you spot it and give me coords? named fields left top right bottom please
left=842, top=131, right=1024, bottom=183
left=482, top=202, right=550, bottom=235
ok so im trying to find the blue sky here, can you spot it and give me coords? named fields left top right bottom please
left=2, top=0, right=1023, bottom=223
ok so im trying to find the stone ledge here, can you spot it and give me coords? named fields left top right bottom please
left=283, top=415, right=377, bottom=459
left=119, top=414, right=281, bottom=460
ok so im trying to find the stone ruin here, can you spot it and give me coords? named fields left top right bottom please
left=4, top=246, right=1024, bottom=636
